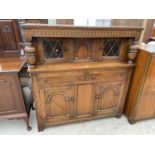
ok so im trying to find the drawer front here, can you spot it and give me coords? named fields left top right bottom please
left=37, top=72, right=85, bottom=84
left=37, top=69, right=128, bottom=88
left=87, top=69, right=127, bottom=82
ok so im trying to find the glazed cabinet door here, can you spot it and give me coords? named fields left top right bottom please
left=94, top=82, right=122, bottom=115
left=0, top=74, right=24, bottom=116
left=40, top=84, right=76, bottom=124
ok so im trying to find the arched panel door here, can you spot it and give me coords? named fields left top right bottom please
left=43, top=84, right=75, bottom=121
left=94, top=82, right=122, bottom=115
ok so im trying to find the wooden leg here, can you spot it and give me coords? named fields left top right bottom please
left=116, top=114, right=122, bottom=119
left=38, top=122, right=44, bottom=132
left=30, top=95, right=35, bottom=110
left=128, top=119, right=136, bottom=125
left=38, top=126, right=44, bottom=132
left=24, top=117, right=32, bottom=131
left=32, top=102, right=35, bottom=110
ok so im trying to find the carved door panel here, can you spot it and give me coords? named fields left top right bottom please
left=42, top=84, right=75, bottom=121
left=94, top=82, right=122, bottom=114
left=76, top=83, right=94, bottom=118
left=0, top=20, right=21, bottom=57
left=0, top=74, right=24, bottom=115
left=73, top=39, right=94, bottom=61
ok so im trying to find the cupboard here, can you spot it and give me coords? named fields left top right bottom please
left=0, top=57, right=32, bottom=130
left=21, top=24, right=142, bottom=131
left=125, top=44, right=155, bottom=123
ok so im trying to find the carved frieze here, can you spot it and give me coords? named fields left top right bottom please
left=22, top=24, right=143, bottom=42
left=24, top=29, right=139, bottom=40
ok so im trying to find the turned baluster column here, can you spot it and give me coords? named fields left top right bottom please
left=24, top=43, right=36, bottom=68
left=128, top=42, right=139, bottom=64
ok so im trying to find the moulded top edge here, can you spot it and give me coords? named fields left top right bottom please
left=21, top=23, right=144, bottom=31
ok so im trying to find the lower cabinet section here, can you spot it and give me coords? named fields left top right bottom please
left=33, top=68, right=131, bottom=131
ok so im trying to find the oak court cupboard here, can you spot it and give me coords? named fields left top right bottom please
left=21, top=24, right=143, bottom=131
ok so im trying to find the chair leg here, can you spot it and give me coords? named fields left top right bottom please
left=24, top=117, right=32, bottom=131
left=32, top=102, right=35, bottom=110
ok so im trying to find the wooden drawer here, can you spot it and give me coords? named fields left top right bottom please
left=87, top=69, right=127, bottom=82
left=37, top=69, right=127, bottom=87
left=37, top=71, right=85, bottom=84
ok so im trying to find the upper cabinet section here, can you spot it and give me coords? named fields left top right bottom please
left=21, top=24, right=143, bottom=67
left=0, top=20, right=21, bottom=57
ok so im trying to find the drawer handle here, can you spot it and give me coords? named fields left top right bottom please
left=95, top=95, right=101, bottom=99
left=92, top=74, right=96, bottom=79
left=70, top=97, right=75, bottom=102
left=120, top=72, right=126, bottom=77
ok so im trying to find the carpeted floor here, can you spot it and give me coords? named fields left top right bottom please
left=0, top=111, right=155, bottom=135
